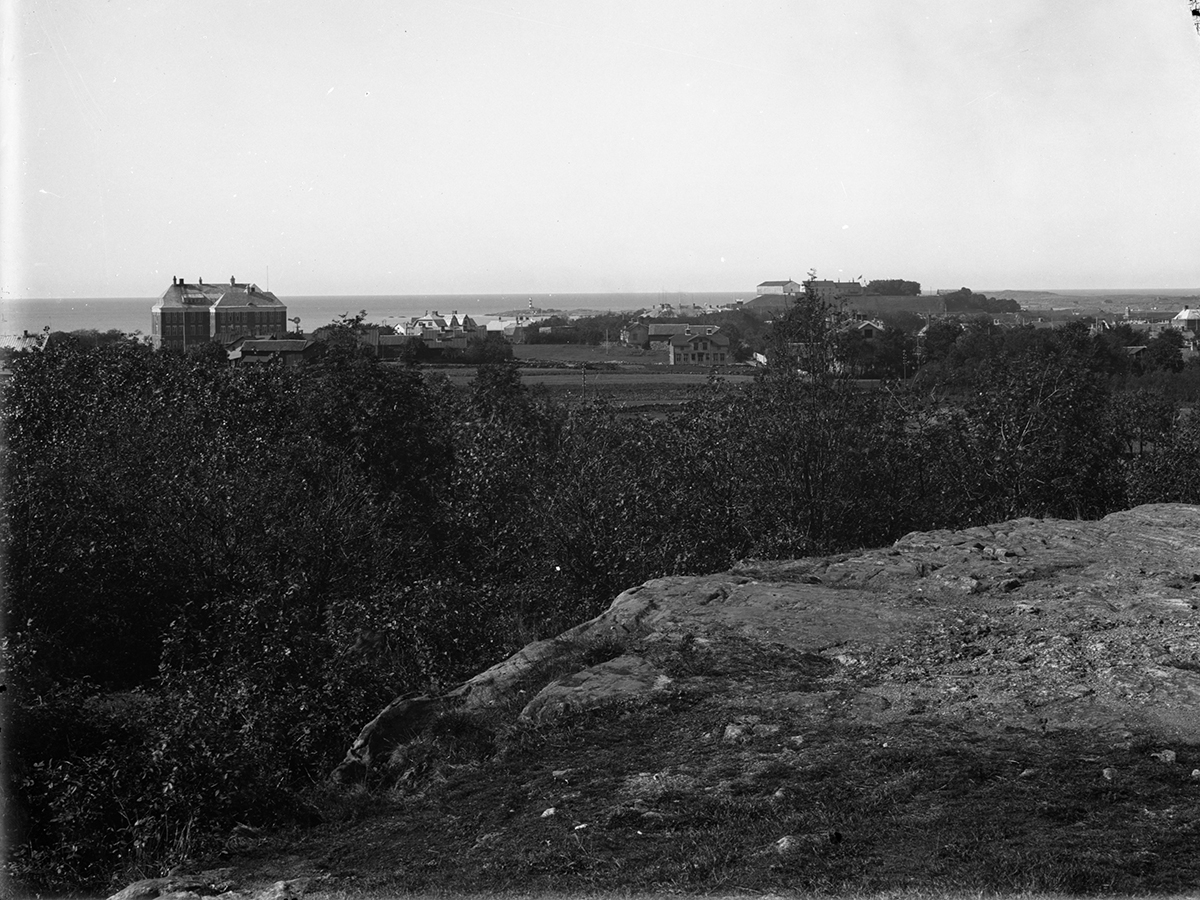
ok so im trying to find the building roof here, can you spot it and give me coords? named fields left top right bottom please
left=211, top=291, right=285, bottom=309
left=411, top=312, right=449, bottom=328
left=851, top=319, right=886, bottom=332
left=648, top=323, right=691, bottom=337
left=669, top=330, right=730, bottom=347
left=154, top=278, right=284, bottom=310
left=1173, top=308, right=1200, bottom=321
left=238, top=339, right=314, bottom=352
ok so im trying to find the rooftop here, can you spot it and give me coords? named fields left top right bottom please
left=154, top=276, right=285, bottom=310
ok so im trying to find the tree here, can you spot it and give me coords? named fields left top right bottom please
left=470, top=362, right=527, bottom=421
left=462, top=333, right=514, bottom=363
left=766, top=293, right=838, bottom=375
left=960, top=348, right=1121, bottom=520
left=918, top=320, right=962, bottom=366
left=1142, top=328, right=1185, bottom=374
left=942, top=288, right=1020, bottom=314
left=874, top=327, right=917, bottom=379
left=865, top=279, right=920, bottom=296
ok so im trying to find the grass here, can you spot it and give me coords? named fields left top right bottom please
left=274, top=657, right=1200, bottom=898
left=511, top=344, right=666, bottom=365
left=305, top=894, right=1200, bottom=900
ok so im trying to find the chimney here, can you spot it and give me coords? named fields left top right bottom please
left=199, top=277, right=203, bottom=285
left=172, top=276, right=177, bottom=286
left=231, top=275, right=236, bottom=286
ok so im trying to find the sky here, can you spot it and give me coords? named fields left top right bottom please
left=4, top=0, right=1200, bottom=300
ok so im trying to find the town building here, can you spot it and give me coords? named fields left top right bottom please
left=668, top=327, right=730, bottom=365
left=404, top=310, right=480, bottom=348
left=620, top=321, right=694, bottom=347
left=151, top=276, right=287, bottom=351
left=405, top=310, right=478, bottom=338
left=227, top=338, right=320, bottom=367
left=849, top=318, right=886, bottom=342
left=1171, top=306, right=1200, bottom=336
left=756, top=280, right=804, bottom=296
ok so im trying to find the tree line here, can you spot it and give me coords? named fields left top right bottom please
left=6, top=306, right=1200, bottom=890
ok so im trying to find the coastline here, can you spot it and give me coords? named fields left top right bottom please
left=0, top=292, right=746, bottom=346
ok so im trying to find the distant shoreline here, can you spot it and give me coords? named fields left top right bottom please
left=6, top=287, right=1200, bottom=347
left=0, top=292, right=744, bottom=347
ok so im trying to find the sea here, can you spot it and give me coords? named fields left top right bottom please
left=0, top=292, right=746, bottom=346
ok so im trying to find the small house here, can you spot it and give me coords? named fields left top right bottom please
left=668, top=328, right=730, bottom=366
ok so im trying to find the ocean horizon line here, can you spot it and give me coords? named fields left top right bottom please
left=4, top=290, right=747, bottom=304
left=8, top=285, right=1200, bottom=304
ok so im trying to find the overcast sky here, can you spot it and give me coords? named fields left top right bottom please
left=4, top=0, right=1200, bottom=299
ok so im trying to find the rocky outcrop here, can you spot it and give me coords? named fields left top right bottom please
left=105, top=870, right=313, bottom=900
left=332, top=503, right=1200, bottom=783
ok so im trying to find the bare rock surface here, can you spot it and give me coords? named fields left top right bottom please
left=519, top=653, right=672, bottom=724
left=105, top=870, right=315, bottom=900
left=333, top=503, right=1200, bottom=782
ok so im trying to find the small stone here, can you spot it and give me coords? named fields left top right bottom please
left=773, top=835, right=796, bottom=854
left=1102, top=767, right=1116, bottom=781
left=1190, top=769, right=1200, bottom=779
left=723, top=723, right=749, bottom=742
left=471, top=832, right=502, bottom=850
left=772, top=787, right=787, bottom=802
left=1019, top=768, right=1038, bottom=778
left=541, top=807, right=557, bottom=818
left=1000, top=578, right=1021, bottom=593
left=1151, top=749, right=1177, bottom=764
left=250, top=882, right=308, bottom=900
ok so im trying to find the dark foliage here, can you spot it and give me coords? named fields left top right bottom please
left=865, top=278, right=921, bottom=296
left=941, top=288, right=1021, bottom=314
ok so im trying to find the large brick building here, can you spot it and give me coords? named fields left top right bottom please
left=151, top=276, right=288, bottom=351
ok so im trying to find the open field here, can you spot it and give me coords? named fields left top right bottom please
left=425, top=366, right=757, bottom=410
left=511, top=343, right=667, bottom=365
left=418, top=343, right=760, bottom=409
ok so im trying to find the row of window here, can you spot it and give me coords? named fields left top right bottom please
left=154, top=313, right=285, bottom=332
left=157, top=311, right=285, bottom=322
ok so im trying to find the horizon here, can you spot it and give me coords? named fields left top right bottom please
left=5, top=2, right=1200, bottom=300
left=9, top=285, right=1200, bottom=304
